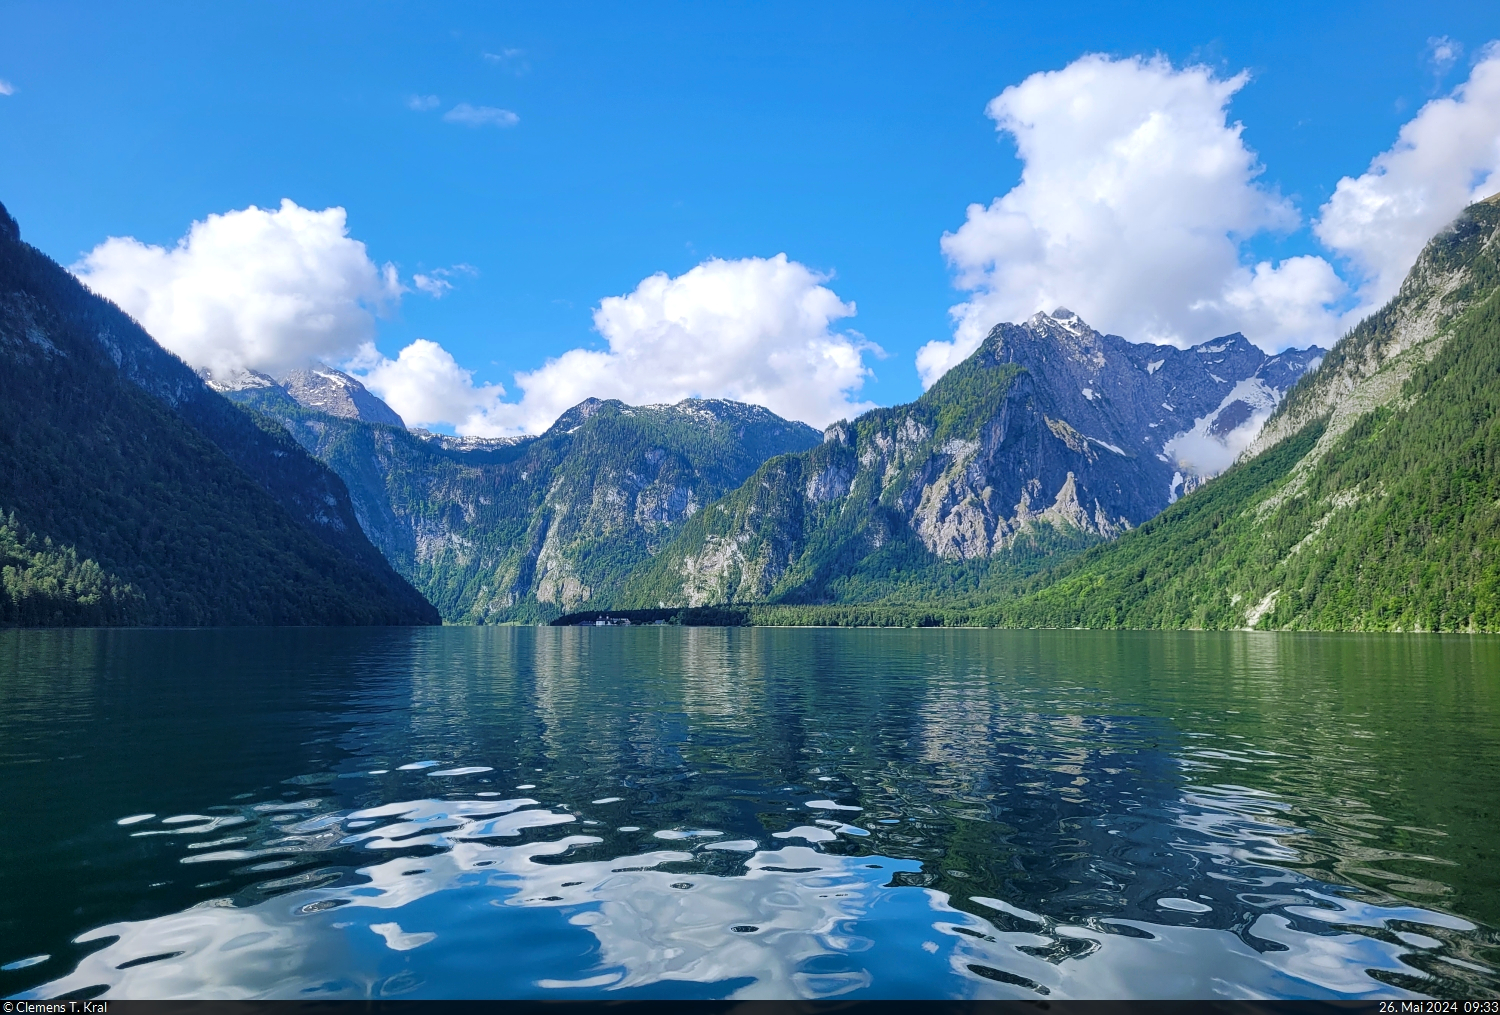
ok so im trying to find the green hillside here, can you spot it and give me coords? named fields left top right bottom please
left=0, top=200, right=439, bottom=627
left=982, top=201, right=1500, bottom=632
left=0, top=511, right=146, bottom=626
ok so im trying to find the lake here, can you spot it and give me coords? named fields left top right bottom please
left=0, top=627, right=1495, bottom=1000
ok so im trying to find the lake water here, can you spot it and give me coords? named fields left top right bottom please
left=1, top=627, right=1496, bottom=1000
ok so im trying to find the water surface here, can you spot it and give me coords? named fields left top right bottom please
left=1, top=627, right=1495, bottom=999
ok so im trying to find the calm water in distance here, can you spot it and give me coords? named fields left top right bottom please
left=0, top=627, right=1496, bottom=1000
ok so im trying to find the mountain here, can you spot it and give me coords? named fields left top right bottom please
left=616, top=310, right=1318, bottom=609
left=223, top=384, right=821, bottom=623
left=204, top=366, right=407, bottom=427
left=0, top=199, right=438, bottom=627
left=973, top=194, right=1500, bottom=632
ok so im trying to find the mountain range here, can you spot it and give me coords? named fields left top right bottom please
left=213, top=309, right=1317, bottom=623
left=615, top=313, right=1319, bottom=610
left=223, top=377, right=820, bottom=622
left=4, top=194, right=1496, bottom=631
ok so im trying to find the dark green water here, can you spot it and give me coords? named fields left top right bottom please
left=0, top=627, right=1495, bottom=1000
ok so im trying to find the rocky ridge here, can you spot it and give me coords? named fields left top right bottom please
left=205, top=366, right=407, bottom=427
left=226, top=387, right=821, bottom=622
left=618, top=311, right=1320, bottom=608
left=281, top=368, right=406, bottom=427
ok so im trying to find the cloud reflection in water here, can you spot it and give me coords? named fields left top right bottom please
left=23, top=793, right=1461, bottom=1001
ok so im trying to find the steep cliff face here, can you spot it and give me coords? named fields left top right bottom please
left=225, top=389, right=821, bottom=622
left=981, top=195, right=1500, bottom=632
left=1238, top=194, right=1497, bottom=498
left=980, top=309, right=1321, bottom=504
left=619, top=311, right=1319, bottom=608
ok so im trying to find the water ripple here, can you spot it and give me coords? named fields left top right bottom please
left=3, top=627, right=1497, bottom=999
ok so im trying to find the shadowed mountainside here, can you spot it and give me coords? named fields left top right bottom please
left=0, top=199, right=438, bottom=626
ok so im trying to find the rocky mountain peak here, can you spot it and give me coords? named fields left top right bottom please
left=1191, top=332, right=1251, bottom=354
left=198, top=367, right=278, bottom=393
left=979, top=310, right=1324, bottom=493
left=197, top=364, right=406, bottom=428
left=281, top=368, right=405, bottom=427
left=1024, top=307, right=1099, bottom=340
left=547, top=397, right=615, bottom=434
left=1010, top=310, right=1108, bottom=373
left=1046, top=306, right=1090, bottom=335
left=672, top=398, right=771, bottom=422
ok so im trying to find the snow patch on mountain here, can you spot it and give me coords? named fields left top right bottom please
left=1163, top=376, right=1282, bottom=479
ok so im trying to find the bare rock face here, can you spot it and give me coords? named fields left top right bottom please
left=986, top=309, right=1321, bottom=506
left=280, top=368, right=406, bottom=427
left=871, top=311, right=1322, bottom=555
left=200, top=365, right=407, bottom=428
left=623, top=310, right=1323, bottom=607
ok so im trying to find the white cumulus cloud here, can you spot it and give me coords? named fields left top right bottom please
left=1315, top=44, right=1500, bottom=317
left=352, top=339, right=507, bottom=431
left=360, top=254, right=879, bottom=437
left=917, top=53, right=1347, bottom=388
left=0, top=79, right=14, bottom=96
left=443, top=103, right=519, bottom=128
left=74, top=199, right=402, bottom=381
left=69, top=201, right=872, bottom=436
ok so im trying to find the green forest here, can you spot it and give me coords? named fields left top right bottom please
left=0, top=201, right=437, bottom=627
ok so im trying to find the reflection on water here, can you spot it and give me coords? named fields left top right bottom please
left=0, top=627, right=1496, bottom=999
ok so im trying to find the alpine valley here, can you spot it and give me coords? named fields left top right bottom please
left=222, top=378, right=821, bottom=623
left=212, top=304, right=1319, bottom=624
left=4, top=195, right=1498, bottom=631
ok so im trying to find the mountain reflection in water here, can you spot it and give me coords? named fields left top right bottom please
left=1, top=627, right=1495, bottom=999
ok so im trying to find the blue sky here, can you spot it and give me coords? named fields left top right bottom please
left=2, top=1, right=1498, bottom=432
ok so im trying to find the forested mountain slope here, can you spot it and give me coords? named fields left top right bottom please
left=226, top=385, right=820, bottom=623
left=616, top=309, right=1317, bottom=610
left=0, top=200, right=438, bottom=626
left=976, top=195, right=1500, bottom=631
